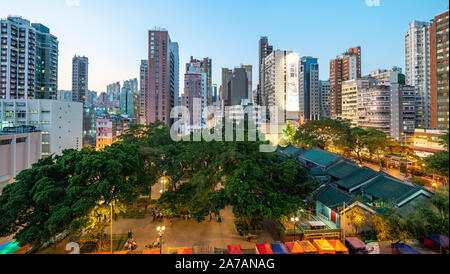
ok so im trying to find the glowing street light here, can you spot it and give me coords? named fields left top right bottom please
left=290, top=217, right=299, bottom=241
left=156, top=226, right=166, bottom=254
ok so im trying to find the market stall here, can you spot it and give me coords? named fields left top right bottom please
left=391, top=243, right=419, bottom=254
left=255, top=243, right=274, bottom=254
left=345, top=237, right=367, bottom=254
left=285, top=241, right=305, bottom=254
left=327, top=240, right=348, bottom=254
left=312, top=239, right=335, bottom=254
left=424, top=235, right=449, bottom=250
left=167, top=247, right=192, bottom=254
left=143, top=248, right=161, bottom=254
left=227, top=244, right=244, bottom=254
left=270, top=243, right=290, bottom=254
left=297, top=240, right=317, bottom=254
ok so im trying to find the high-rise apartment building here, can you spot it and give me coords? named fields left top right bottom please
left=146, top=29, right=179, bottom=126
left=329, top=47, right=361, bottom=118
left=264, top=50, right=300, bottom=122
left=186, top=56, right=212, bottom=105
left=258, top=37, right=273, bottom=106
left=120, top=78, right=139, bottom=119
left=72, top=55, right=89, bottom=104
left=342, top=78, right=374, bottom=126
left=405, top=20, right=431, bottom=129
left=139, top=60, right=148, bottom=124
left=299, top=57, right=320, bottom=121
left=319, top=80, right=330, bottom=119
left=430, top=10, right=449, bottom=129
left=0, top=16, right=36, bottom=100
left=358, top=83, right=415, bottom=142
left=241, top=65, right=253, bottom=102
left=32, top=23, right=58, bottom=100
left=221, top=66, right=251, bottom=107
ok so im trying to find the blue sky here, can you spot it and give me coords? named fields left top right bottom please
left=1, top=0, right=448, bottom=93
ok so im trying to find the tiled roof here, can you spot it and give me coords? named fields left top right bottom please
left=310, top=167, right=326, bottom=176
left=362, top=176, right=426, bottom=204
left=334, top=168, right=379, bottom=191
left=326, top=161, right=361, bottom=180
left=299, top=148, right=341, bottom=167
left=316, top=184, right=352, bottom=212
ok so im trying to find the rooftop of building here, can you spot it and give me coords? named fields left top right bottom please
left=298, top=147, right=341, bottom=167
left=0, top=125, right=39, bottom=135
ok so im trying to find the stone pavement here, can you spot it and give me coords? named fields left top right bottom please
left=110, top=206, right=276, bottom=254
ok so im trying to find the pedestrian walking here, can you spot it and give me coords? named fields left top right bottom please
left=169, top=217, right=173, bottom=225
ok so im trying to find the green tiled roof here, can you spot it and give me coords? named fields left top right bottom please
left=299, top=148, right=340, bottom=167
left=334, top=168, right=379, bottom=191
left=326, top=161, right=361, bottom=180
left=310, top=167, right=326, bottom=176
left=316, top=185, right=352, bottom=212
left=283, top=145, right=303, bottom=157
left=363, top=176, right=422, bottom=204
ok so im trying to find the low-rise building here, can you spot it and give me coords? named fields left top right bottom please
left=0, top=125, right=41, bottom=189
left=410, top=129, right=447, bottom=157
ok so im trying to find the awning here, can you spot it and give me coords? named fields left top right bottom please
left=167, top=247, right=192, bottom=254
left=0, top=241, right=21, bottom=254
left=345, top=237, right=366, bottom=250
left=144, top=248, right=161, bottom=254
left=13, top=244, right=33, bottom=254
left=297, top=241, right=317, bottom=254
left=313, top=239, right=335, bottom=254
left=270, top=243, right=290, bottom=254
left=227, top=244, right=243, bottom=254
left=255, top=243, right=274, bottom=254
left=327, top=240, right=348, bottom=253
left=285, top=241, right=305, bottom=254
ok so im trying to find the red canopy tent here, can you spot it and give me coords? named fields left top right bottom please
left=255, top=243, right=274, bottom=254
left=227, top=244, right=243, bottom=254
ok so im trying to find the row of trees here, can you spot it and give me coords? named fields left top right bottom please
left=0, top=121, right=317, bottom=247
left=283, top=118, right=418, bottom=165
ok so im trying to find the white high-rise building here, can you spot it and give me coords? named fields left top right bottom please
left=0, top=99, right=83, bottom=157
left=264, top=50, right=300, bottom=123
left=405, top=20, right=431, bottom=129
left=0, top=16, right=36, bottom=100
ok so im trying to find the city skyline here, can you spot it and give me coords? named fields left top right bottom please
left=0, top=0, right=447, bottom=93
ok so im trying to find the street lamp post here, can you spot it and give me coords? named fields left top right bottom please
left=290, top=217, right=299, bottom=241
left=156, top=226, right=165, bottom=254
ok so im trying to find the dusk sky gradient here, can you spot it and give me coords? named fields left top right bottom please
left=1, top=0, right=448, bottom=94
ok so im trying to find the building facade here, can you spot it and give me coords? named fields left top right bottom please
left=72, top=55, right=89, bottom=104
left=258, top=36, right=273, bottom=107
left=120, top=78, right=138, bottom=119
left=329, top=47, right=361, bottom=119
left=405, top=20, right=431, bottom=129
left=0, top=16, right=36, bottom=100
left=32, top=23, right=58, bottom=100
left=319, top=80, right=330, bottom=119
left=0, top=99, right=82, bottom=157
left=146, top=30, right=179, bottom=126
left=299, top=57, right=320, bottom=121
left=139, top=60, right=148, bottom=124
left=430, top=10, right=449, bottom=129
left=342, top=78, right=374, bottom=126
left=264, top=50, right=300, bottom=123
left=0, top=126, right=41, bottom=188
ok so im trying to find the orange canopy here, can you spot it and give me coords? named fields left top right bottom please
left=313, top=240, right=335, bottom=254
left=227, top=244, right=243, bottom=254
left=144, top=248, right=161, bottom=254
left=178, top=248, right=192, bottom=254
left=327, top=240, right=349, bottom=254
left=285, top=241, right=305, bottom=254
left=298, top=241, right=317, bottom=254
left=85, top=250, right=130, bottom=254
left=13, top=244, right=33, bottom=254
